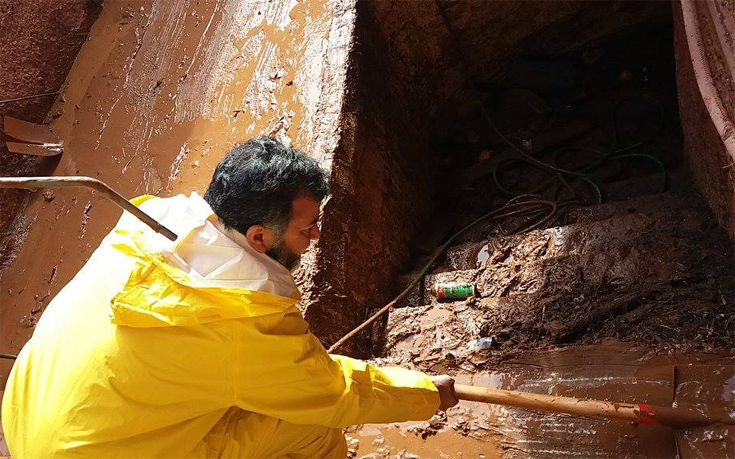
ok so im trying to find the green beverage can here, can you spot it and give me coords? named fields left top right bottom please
left=433, top=282, right=475, bottom=300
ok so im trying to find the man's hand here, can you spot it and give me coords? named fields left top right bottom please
left=430, top=375, right=459, bottom=411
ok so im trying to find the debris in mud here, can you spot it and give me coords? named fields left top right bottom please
left=30, top=303, right=42, bottom=315
left=42, top=190, right=55, bottom=202
left=432, top=281, right=476, bottom=300
left=79, top=201, right=92, bottom=239
left=466, top=337, right=495, bottom=352
left=386, top=190, right=733, bottom=368
left=345, top=435, right=360, bottom=458
left=19, top=315, right=37, bottom=329
left=406, top=412, right=447, bottom=440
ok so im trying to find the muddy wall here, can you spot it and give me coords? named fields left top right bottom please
left=0, top=0, right=101, bottom=275
left=0, top=0, right=354, bottom=385
left=302, top=0, right=673, bottom=353
left=299, top=2, right=439, bottom=354
left=673, top=1, right=735, bottom=237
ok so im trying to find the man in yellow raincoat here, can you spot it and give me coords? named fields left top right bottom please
left=2, top=136, right=458, bottom=458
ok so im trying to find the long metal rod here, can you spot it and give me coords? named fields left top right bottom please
left=0, top=176, right=177, bottom=241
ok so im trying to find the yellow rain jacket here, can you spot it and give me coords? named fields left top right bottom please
left=2, top=193, right=439, bottom=458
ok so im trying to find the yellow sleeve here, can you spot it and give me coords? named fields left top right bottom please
left=233, top=310, right=440, bottom=427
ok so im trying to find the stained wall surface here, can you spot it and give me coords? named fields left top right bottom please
left=0, top=0, right=101, bottom=275
left=0, top=0, right=355, bottom=385
left=299, top=2, right=439, bottom=353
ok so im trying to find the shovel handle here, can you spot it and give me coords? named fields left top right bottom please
left=454, top=384, right=724, bottom=428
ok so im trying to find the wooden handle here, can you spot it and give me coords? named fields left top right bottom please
left=454, top=384, right=724, bottom=428
left=0, top=176, right=177, bottom=241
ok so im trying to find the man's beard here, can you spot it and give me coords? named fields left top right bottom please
left=266, top=238, right=301, bottom=271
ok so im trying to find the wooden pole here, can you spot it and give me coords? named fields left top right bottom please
left=0, top=176, right=177, bottom=241
left=455, top=384, right=730, bottom=428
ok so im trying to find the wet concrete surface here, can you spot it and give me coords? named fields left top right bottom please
left=0, top=0, right=101, bottom=279
left=351, top=343, right=734, bottom=458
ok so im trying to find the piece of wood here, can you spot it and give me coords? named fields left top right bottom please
left=5, top=141, right=62, bottom=156
left=1, top=116, right=61, bottom=144
left=454, top=384, right=729, bottom=428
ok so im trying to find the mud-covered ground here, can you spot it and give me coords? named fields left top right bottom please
left=352, top=345, right=734, bottom=458
left=359, top=166, right=734, bottom=457
left=350, top=169, right=735, bottom=457
left=385, top=188, right=733, bottom=369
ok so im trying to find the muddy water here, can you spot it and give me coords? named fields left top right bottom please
left=351, top=343, right=734, bottom=458
left=0, top=0, right=351, bottom=385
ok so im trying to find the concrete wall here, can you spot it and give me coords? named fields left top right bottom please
left=0, top=0, right=354, bottom=385
left=369, top=1, right=669, bottom=126
left=299, top=2, right=438, bottom=354
left=0, top=0, right=101, bottom=275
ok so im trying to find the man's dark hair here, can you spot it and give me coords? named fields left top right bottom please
left=204, top=136, right=329, bottom=237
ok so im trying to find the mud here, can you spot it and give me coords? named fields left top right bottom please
left=0, top=0, right=354, bottom=386
left=373, top=175, right=734, bottom=457
left=351, top=344, right=734, bottom=458
left=358, top=13, right=734, bottom=456
left=0, top=0, right=100, bottom=280
left=386, top=189, right=733, bottom=364
left=299, top=1, right=683, bottom=353
left=1, top=2, right=733, bottom=457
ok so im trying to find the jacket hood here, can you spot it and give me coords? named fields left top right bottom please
left=105, top=193, right=301, bottom=328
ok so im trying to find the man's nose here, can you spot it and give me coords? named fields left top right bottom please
left=310, top=225, right=320, bottom=240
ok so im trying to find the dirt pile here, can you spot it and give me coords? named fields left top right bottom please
left=384, top=189, right=733, bottom=371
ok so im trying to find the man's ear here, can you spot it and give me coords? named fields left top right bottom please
left=245, top=225, right=269, bottom=253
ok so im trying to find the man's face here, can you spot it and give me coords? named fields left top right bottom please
left=266, top=195, right=321, bottom=270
